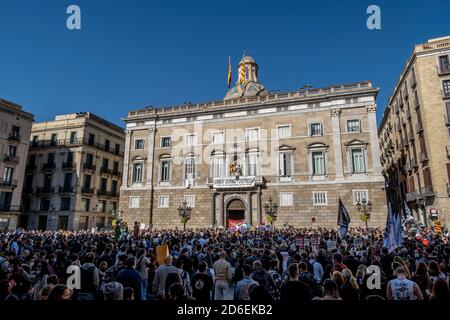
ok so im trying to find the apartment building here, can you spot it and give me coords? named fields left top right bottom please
left=21, top=112, right=124, bottom=230
left=0, top=98, right=34, bottom=231
left=379, top=36, right=450, bottom=226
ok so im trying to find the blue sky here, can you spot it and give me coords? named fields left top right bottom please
left=0, top=0, right=449, bottom=127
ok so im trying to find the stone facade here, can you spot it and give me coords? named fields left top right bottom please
left=121, top=56, right=386, bottom=229
left=0, top=98, right=34, bottom=231
left=379, top=36, right=450, bottom=227
left=21, top=113, right=124, bottom=231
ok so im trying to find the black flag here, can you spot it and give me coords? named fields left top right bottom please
left=337, top=198, right=351, bottom=238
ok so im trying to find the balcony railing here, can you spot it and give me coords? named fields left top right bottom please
left=419, top=152, right=428, bottom=162
left=416, top=122, right=424, bottom=132
left=29, top=137, right=123, bottom=156
left=58, top=186, right=74, bottom=193
left=438, top=65, right=450, bottom=76
left=0, top=205, right=20, bottom=212
left=445, top=114, right=450, bottom=126
left=8, top=132, right=21, bottom=142
left=81, top=187, right=94, bottom=194
left=3, top=154, right=19, bottom=163
left=97, top=190, right=118, bottom=197
left=100, top=167, right=110, bottom=174
left=111, top=170, right=122, bottom=177
left=62, top=161, right=76, bottom=170
left=419, top=186, right=435, bottom=198
left=0, top=179, right=18, bottom=187
left=405, top=190, right=419, bottom=202
left=42, top=162, right=56, bottom=171
left=36, top=186, right=54, bottom=194
left=83, top=163, right=96, bottom=171
left=405, top=109, right=411, bottom=119
left=26, top=164, right=36, bottom=172
left=410, top=75, right=417, bottom=88
left=22, top=186, right=33, bottom=194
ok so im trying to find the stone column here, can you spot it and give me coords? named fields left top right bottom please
left=122, top=130, right=132, bottom=187
left=367, top=105, right=383, bottom=175
left=331, top=108, right=344, bottom=180
left=218, top=193, right=225, bottom=227
left=256, top=189, right=262, bottom=225
left=246, top=192, right=252, bottom=225
left=146, top=127, right=157, bottom=186
left=211, top=192, right=216, bottom=227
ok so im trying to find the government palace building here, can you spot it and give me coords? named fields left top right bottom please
left=120, top=56, right=387, bottom=229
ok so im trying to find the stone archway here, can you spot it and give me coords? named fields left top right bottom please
left=226, top=198, right=246, bottom=227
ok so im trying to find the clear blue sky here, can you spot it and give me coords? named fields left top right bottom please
left=0, top=0, right=449, bottom=127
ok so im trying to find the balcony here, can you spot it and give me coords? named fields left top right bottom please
left=438, top=65, right=450, bottom=76
left=8, top=132, right=21, bottom=142
left=30, top=138, right=83, bottom=149
left=58, top=186, right=74, bottom=194
left=0, top=179, right=18, bottom=188
left=410, top=76, right=417, bottom=88
left=111, top=170, right=122, bottom=177
left=22, top=186, right=34, bottom=194
left=405, top=190, right=418, bottom=202
left=419, top=152, right=428, bottom=162
left=100, top=167, right=110, bottom=174
left=3, top=154, right=20, bottom=163
left=83, top=138, right=124, bottom=156
left=410, top=158, right=418, bottom=168
left=419, top=186, right=435, bottom=198
left=207, top=175, right=265, bottom=189
left=83, top=163, right=96, bottom=171
left=97, top=190, right=118, bottom=198
left=445, top=114, right=450, bottom=126
left=36, top=186, right=54, bottom=195
left=42, top=162, right=56, bottom=171
left=81, top=187, right=94, bottom=195
left=416, top=122, right=424, bottom=132
left=0, top=205, right=20, bottom=212
left=62, top=161, right=76, bottom=170
left=26, top=164, right=36, bottom=172
left=404, top=162, right=412, bottom=172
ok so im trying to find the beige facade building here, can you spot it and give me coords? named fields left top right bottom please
left=0, top=98, right=34, bottom=231
left=379, top=36, right=450, bottom=227
left=21, top=113, right=124, bottom=231
left=120, top=56, right=387, bottom=229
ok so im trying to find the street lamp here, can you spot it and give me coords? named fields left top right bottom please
left=263, top=197, right=279, bottom=226
left=356, top=198, right=372, bottom=228
left=178, top=200, right=192, bottom=231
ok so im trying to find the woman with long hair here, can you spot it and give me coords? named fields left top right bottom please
left=411, top=261, right=431, bottom=300
left=48, top=284, right=72, bottom=301
left=32, top=260, right=51, bottom=300
left=429, top=278, right=450, bottom=303
left=428, top=260, right=446, bottom=285
left=393, top=256, right=411, bottom=278
left=340, top=269, right=360, bottom=301
left=321, top=279, right=342, bottom=300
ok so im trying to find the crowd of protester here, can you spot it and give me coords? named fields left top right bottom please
left=0, top=225, right=449, bottom=302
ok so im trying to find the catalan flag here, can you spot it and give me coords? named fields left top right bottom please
left=434, top=220, right=443, bottom=234
left=240, top=60, right=245, bottom=84
left=227, top=56, right=232, bottom=88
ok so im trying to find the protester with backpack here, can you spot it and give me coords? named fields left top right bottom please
left=77, top=252, right=99, bottom=301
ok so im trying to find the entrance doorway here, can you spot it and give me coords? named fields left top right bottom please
left=226, top=198, right=245, bottom=228
left=38, top=215, right=48, bottom=230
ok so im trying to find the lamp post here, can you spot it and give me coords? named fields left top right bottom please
left=178, top=200, right=192, bottom=231
left=263, top=197, right=279, bottom=227
left=356, top=198, right=372, bottom=228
